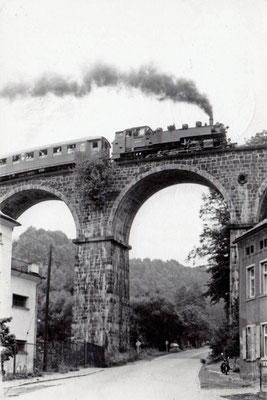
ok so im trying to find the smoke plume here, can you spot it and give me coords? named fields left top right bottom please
left=0, top=64, right=213, bottom=117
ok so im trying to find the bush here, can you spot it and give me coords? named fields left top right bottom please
left=105, top=348, right=138, bottom=367
left=74, top=152, right=113, bottom=208
left=209, top=319, right=239, bottom=360
left=57, top=362, right=69, bottom=374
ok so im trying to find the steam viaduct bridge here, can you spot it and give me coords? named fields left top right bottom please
left=0, top=145, right=267, bottom=358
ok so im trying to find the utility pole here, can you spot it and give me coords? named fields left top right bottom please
left=43, top=245, right=52, bottom=372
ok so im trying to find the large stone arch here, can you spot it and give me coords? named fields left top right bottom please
left=0, top=184, right=80, bottom=237
left=108, top=164, right=236, bottom=244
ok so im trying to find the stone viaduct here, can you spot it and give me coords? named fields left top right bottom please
left=0, top=145, right=266, bottom=358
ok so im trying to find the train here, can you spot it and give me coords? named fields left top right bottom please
left=111, top=119, right=232, bottom=160
left=0, top=136, right=110, bottom=179
left=0, top=119, right=232, bottom=180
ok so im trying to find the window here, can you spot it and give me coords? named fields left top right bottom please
left=261, top=261, right=267, bottom=295
left=16, top=340, right=27, bottom=353
left=247, top=265, right=255, bottom=298
left=138, top=127, right=146, bottom=136
left=263, top=325, right=267, bottom=358
left=67, top=144, right=76, bottom=154
left=12, top=294, right=28, bottom=308
left=260, top=240, right=264, bottom=250
left=25, top=152, right=34, bottom=161
left=12, top=154, right=21, bottom=163
left=265, top=239, right=267, bottom=248
left=246, top=244, right=255, bottom=256
left=53, top=146, right=62, bottom=155
left=39, top=149, right=48, bottom=158
left=0, top=158, right=7, bottom=166
left=92, top=141, right=98, bottom=148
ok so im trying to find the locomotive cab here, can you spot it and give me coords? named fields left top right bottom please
left=112, top=125, right=152, bottom=160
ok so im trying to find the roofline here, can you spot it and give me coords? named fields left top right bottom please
left=0, top=136, right=109, bottom=159
left=0, top=211, right=21, bottom=227
left=234, top=219, right=267, bottom=243
left=11, top=267, right=43, bottom=282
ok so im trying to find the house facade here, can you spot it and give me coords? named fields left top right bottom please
left=235, top=219, right=267, bottom=380
left=0, top=211, right=20, bottom=317
left=0, top=211, right=41, bottom=374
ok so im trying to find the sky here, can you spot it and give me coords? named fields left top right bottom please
left=1, top=0, right=267, bottom=265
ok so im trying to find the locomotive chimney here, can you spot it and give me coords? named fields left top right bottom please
left=209, top=117, right=213, bottom=126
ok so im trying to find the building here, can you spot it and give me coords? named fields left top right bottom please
left=0, top=211, right=41, bottom=373
left=235, top=219, right=267, bottom=380
left=0, top=211, right=20, bottom=317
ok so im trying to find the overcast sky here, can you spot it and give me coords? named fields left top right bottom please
left=1, top=0, right=267, bottom=265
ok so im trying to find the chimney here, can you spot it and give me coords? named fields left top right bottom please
left=28, top=263, right=39, bottom=274
left=209, top=117, right=213, bottom=126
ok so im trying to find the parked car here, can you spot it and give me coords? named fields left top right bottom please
left=169, top=343, right=180, bottom=352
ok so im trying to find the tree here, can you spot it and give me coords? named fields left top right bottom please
left=187, top=189, right=230, bottom=310
left=130, top=298, right=184, bottom=350
left=74, top=152, right=114, bottom=207
left=0, top=318, right=16, bottom=376
left=180, top=304, right=211, bottom=348
left=209, top=300, right=239, bottom=360
left=245, top=129, right=267, bottom=146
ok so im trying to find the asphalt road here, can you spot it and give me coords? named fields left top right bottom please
left=3, top=347, right=256, bottom=400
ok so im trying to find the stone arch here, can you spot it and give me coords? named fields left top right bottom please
left=255, top=178, right=267, bottom=221
left=0, top=184, right=80, bottom=237
left=108, top=164, right=236, bottom=244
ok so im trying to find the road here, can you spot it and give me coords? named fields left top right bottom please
left=3, top=348, right=255, bottom=399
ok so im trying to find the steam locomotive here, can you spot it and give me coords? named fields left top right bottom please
left=0, top=136, right=110, bottom=179
left=111, top=119, right=232, bottom=161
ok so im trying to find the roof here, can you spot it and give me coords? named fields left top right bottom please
left=0, top=211, right=21, bottom=227
left=234, top=219, right=267, bottom=243
left=11, top=258, right=42, bottom=280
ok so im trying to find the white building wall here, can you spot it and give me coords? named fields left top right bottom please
left=0, top=212, right=40, bottom=374
left=4, top=274, right=39, bottom=373
left=9, top=275, right=38, bottom=344
left=0, top=219, right=14, bottom=318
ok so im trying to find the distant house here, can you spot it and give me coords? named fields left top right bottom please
left=235, top=219, right=267, bottom=380
left=0, top=211, right=41, bottom=373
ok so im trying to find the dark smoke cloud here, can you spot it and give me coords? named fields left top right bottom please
left=0, top=63, right=213, bottom=117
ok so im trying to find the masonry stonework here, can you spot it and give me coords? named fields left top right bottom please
left=0, top=145, right=266, bottom=357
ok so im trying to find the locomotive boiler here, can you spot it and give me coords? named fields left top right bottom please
left=112, top=119, right=231, bottom=161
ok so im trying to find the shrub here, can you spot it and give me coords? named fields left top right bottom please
left=74, top=152, right=114, bottom=208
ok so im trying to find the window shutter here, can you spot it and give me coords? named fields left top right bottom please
left=251, top=325, right=256, bottom=361
left=242, top=328, right=247, bottom=359
left=255, top=325, right=261, bottom=359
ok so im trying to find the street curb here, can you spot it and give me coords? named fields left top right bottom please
left=3, top=368, right=104, bottom=390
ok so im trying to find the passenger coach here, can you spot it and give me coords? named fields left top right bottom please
left=0, top=136, right=110, bottom=179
